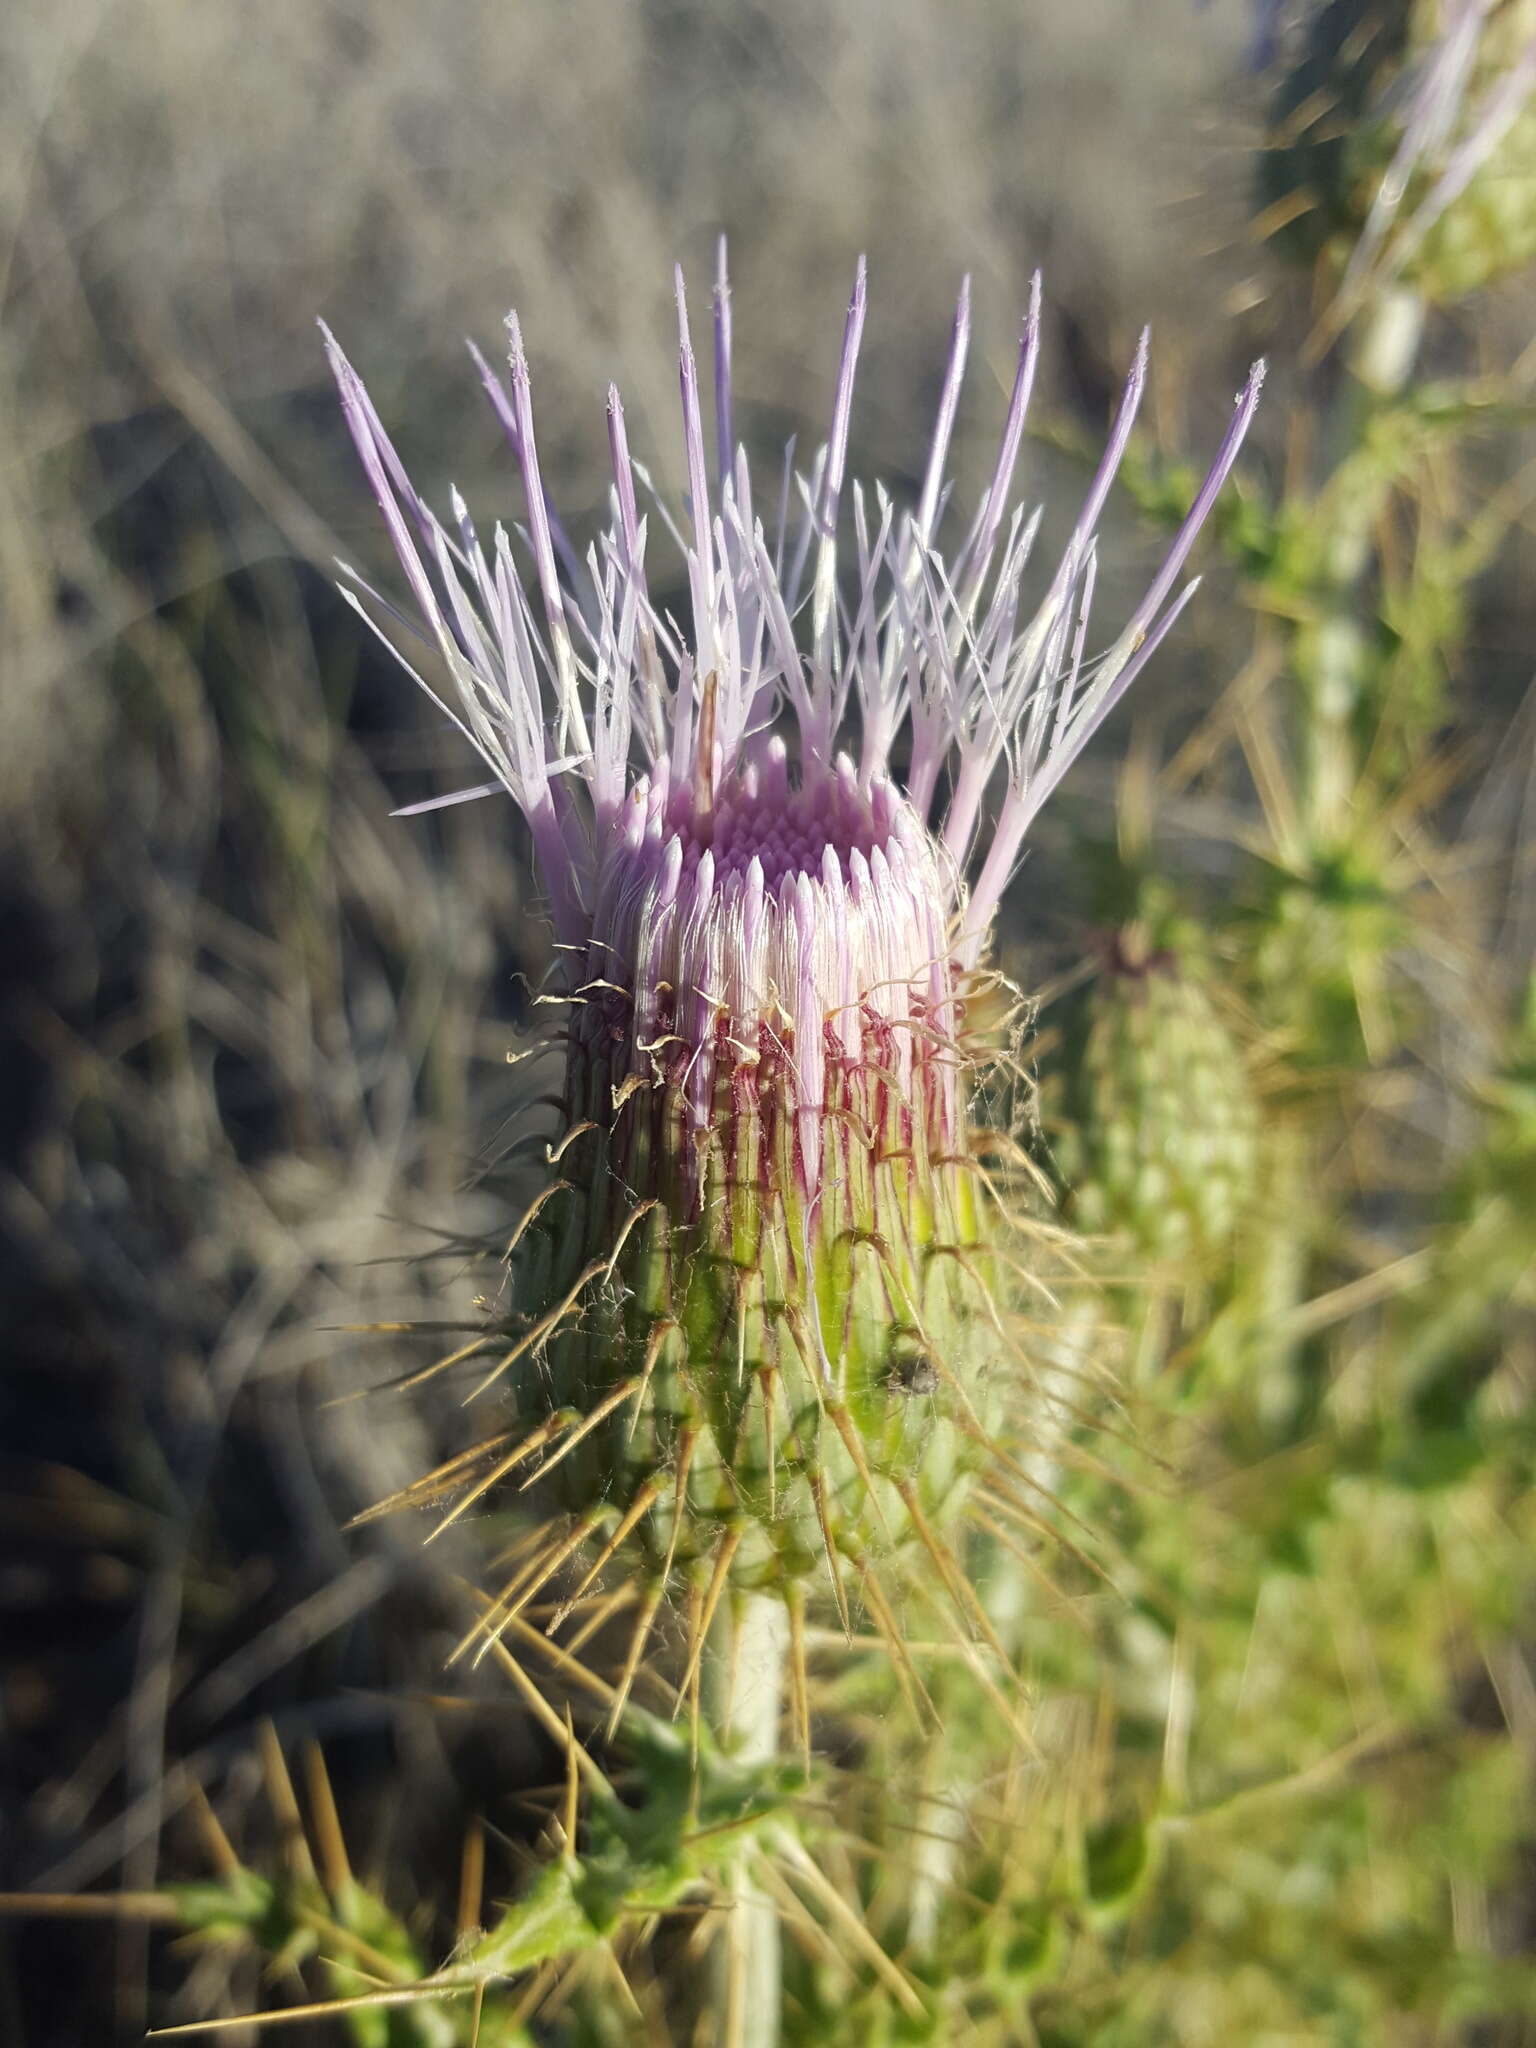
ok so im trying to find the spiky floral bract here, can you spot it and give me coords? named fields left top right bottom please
left=325, top=248, right=1262, bottom=1670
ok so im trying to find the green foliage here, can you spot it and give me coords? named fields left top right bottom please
left=160, top=1710, right=810, bottom=2042
left=1257, top=0, right=1536, bottom=301
left=169, top=1865, right=472, bottom=2046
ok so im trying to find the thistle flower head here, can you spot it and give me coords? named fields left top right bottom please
left=327, top=253, right=1261, bottom=1642
left=328, top=255, right=1259, bottom=949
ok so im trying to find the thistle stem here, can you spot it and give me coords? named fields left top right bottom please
left=703, top=1589, right=790, bottom=2048
left=1305, top=281, right=1426, bottom=840
left=1250, top=1117, right=1314, bottom=1428
left=907, top=1764, right=966, bottom=1958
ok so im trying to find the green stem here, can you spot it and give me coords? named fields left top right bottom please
left=907, top=1759, right=966, bottom=1959
left=1305, top=282, right=1426, bottom=839
left=1250, top=1117, right=1314, bottom=1432
left=703, top=1589, right=789, bottom=2048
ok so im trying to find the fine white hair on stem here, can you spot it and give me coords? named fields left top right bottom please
left=324, top=261, right=1262, bottom=955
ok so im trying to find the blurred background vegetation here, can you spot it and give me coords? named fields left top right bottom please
left=2, top=0, right=1534, bottom=2041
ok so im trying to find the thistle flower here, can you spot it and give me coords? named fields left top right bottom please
left=325, top=252, right=1261, bottom=1687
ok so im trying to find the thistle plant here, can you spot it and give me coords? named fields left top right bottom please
left=321, top=253, right=1260, bottom=2036
left=6, top=9, right=1536, bottom=2042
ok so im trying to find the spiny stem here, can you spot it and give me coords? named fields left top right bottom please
left=906, top=1760, right=966, bottom=1959
left=1250, top=1119, right=1314, bottom=1430
left=703, top=1590, right=790, bottom=2048
left=1305, top=281, right=1427, bottom=840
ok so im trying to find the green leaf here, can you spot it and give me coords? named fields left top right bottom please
left=1084, top=1811, right=1152, bottom=1910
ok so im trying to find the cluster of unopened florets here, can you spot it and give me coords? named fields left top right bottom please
left=1056, top=927, right=1259, bottom=1263
left=328, top=249, right=1262, bottom=1683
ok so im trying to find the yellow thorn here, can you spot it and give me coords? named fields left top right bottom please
left=895, top=1478, right=1011, bottom=1670
left=850, top=1553, right=934, bottom=1726
left=806, top=1471, right=851, bottom=1638
left=752, top=1858, right=842, bottom=1972
left=556, top=1581, right=638, bottom=1665
left=0, top=1892, right=179, bottom=1923
left=457, top=1816, right=485, bottom=1942
left=828, top=1405, right=895, bottom=1544
left=500, top=1608, right=623, bottom=1710
left=504, top=1177, right=572, bottom=1258
left=476, top=1634, right=609, bottom=1795
left=611, top=1070, right=651, bottom=1115
left=302, top=1742, right=351, bottom=1898
left=683, top=1574, right=707, bottom=1763
left=786, top=1587, right=811, bottom=1769
left=345, top=1430, right=517, bottom=1530
left=758, top=1365, right=779, bottom=1520
left=561, top=1704, right=581, bottom=1861
left=627, top=1318, right=677, bottom=1446
left=546, top=1120, right=599, bottom=1165
left=467, top=1260, right=610, bottom=1401
left=519, top=1377, right=644, bottom=1492
left=978, top=1439, right=1110, bottom=1556
left=446, top=1533, right=566, bottom=1666
left=549, top=1479, right=664, bottom=1628
left=658, top=1427, right=699, bottom=1594
left=678, top=1530, right=745, bottom=1729
left=257, top=1721, right=315, bottom=1884
left=470, top=1516, right=603, bottom=1667
left=325, top=1332, right=499, bottom=1408
left=184, top=1780, right=242, bottom=1881
left=507, top=1961, right=561, bottom=2029
left=973, top=1483, right=1113, bottom=1591
left=606, top=1585, right=664, bottom=1739
left=604, top=1199, right=660, bottom=1281
left=969, top=1506, right=1095, bottom=1641
left=597, top=1942, right=645, bottom=2023
left=146, top=1986, right=469, bottom=2035
left=770, top=1828, right=927, bottom=2020
left=427, top=1414, right=577, bottom=1541
left=905, top=1568, right=1040, bottom=1759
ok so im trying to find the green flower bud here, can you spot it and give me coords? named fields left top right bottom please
left=1055, top=930, right=1259, bottom=1264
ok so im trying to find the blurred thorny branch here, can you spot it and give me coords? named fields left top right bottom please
left=3, top=1, right=1536, bottom=2043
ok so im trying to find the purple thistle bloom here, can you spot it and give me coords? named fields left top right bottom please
left=326, top=257, right=1259, bottom=1194
left=324, top=255, right=1261, bottom=1629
